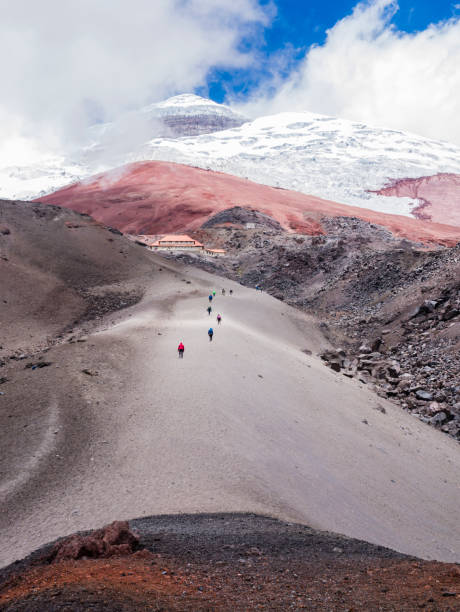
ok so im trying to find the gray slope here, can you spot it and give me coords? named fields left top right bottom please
left=1, top=259, right=459, bottom=567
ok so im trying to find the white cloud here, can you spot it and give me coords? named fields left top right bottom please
left=236, top=0, right=460, bottom=145
left=0, top=0, right=269, bottom=153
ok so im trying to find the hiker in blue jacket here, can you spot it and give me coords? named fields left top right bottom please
left=208, top=327, right=214, bottom=341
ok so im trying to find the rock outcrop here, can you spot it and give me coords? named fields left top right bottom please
left=45, top=521, right=139, bottom=562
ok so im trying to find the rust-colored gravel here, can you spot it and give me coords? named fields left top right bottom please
left=1, top=554, right=459, bottom=611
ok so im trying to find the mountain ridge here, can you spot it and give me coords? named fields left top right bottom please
left=2, top=94, right=460, bottom=227
left=35, top=160, right=460, bottom=246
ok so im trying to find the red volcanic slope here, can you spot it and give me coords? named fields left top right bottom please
left=36, top=161, right=460, bottom=246
left=373, top=173, right=460, bottom=226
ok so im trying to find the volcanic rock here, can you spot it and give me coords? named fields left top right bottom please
left=46, top=521, right=139, bottom=562
left=416, top=390, right=434, bottom=401
left=430, top=412, right=447, bottom=425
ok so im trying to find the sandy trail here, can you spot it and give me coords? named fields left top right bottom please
left=1, top=261, right=459, bottom=567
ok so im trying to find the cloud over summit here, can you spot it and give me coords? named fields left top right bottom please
left=0, top=0, right=268, bottom=149
left=1, top=0, right=460, bottom=160
left=238, top=0, right=460, bottom=145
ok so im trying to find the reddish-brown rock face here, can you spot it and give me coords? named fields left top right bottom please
left=372, top=173, right=460, bottom=226
left=36, top=161, right=460, bottom=246
left=46, top=521, right=140, bottom=562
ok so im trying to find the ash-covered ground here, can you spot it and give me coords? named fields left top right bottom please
left=166, top=211, right=460, bottom=441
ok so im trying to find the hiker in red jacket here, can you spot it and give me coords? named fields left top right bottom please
left=178, top=342, right=185, bottom=358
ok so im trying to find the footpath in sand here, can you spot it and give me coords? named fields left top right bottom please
left=1, top=258, right=459, bottom=567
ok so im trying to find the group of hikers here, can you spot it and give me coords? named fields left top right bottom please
left=177, top=287, right=233, bottom=357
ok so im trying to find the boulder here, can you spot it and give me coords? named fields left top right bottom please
left=387, top=361, right=401, bottom=377
left=441, top=421, right=459, bottom=436
left=370, top=337, right=383, bottom=352
left=328, top=360, right=342, bottom=372
left=46, top=520, right=140, bottom=563
left=425, top=402, right=442, bottom=416
left=320, top=349, right=346, bottom=372
left=411, top=300, right=438, bottom=318
left=423, top=300, right=438, bottom=312
left=371, top=365, right=387, bottom=380
left=430, top=411, right=447, bottom=425
left=397, top=379, right=412, bottom=392
left=415, top=390, right=433, bottom=401
left=442, top=308, right=459, bottom=321
left=321, top=349, right=345, bottom=362
left=358, top=371, right=371, bottom=384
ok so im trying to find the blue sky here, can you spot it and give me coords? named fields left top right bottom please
left=203, top=0, right=460, bottom=103
left=1, top=0, right=460, bottom=155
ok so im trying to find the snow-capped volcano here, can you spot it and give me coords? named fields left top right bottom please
left=138, top=110, right=460, bottom=219
left=1, top=94, right=460, bottom=223
left=89, top=93, right=247, bottom=143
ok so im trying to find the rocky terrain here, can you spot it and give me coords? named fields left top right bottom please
left=164, top=212, right=460, bottom=441
left=1, top=514, right=459, bottom=611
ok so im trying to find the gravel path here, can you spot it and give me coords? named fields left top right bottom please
left=1, top=259, right=459, bottom=567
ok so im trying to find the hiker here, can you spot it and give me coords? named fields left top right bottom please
left=207, top=305, right=212, bottom=315
left=178, top=342, right=185, bottom=358
left=208, top=327, right=214, bottom=341
left=229, top=289, right=233, bottom=295
left=221, top=288, right=226, bottom=296
left=217, top=314, right=222, bottom=324
left=212, top=290, right=216, bottom=297
left=208, top=294, right=213, bottom=302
